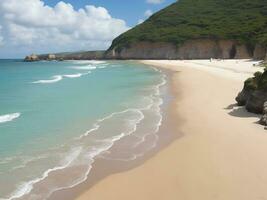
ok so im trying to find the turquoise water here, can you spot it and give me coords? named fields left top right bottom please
left=0, top=60, right=166, bottom=199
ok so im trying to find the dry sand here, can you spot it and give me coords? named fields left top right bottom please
left=76, top=59, right=267, bottom=200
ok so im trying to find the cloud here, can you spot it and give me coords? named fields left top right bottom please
left=0, top=0, right=129, bottom=57
left=138, top=19, right=144, bottom=24
left=144, top=10, right=153, bottom=18
left=137, top=9, right=153, bottom=24
left=0, top=25, right=3, bottom=46
left=146, top=0, right=165, bottom=4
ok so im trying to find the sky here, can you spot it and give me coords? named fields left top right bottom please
left=0, top=0, right=176, bottom=58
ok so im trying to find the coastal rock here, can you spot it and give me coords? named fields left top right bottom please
left=236, top=87, right=267, bottom=114
left=47, top=54, right=56, bottom=60
left=24, top=51, right=105, bottom=61
left=236, top=70, right=267, bottom=126
left=260, top=102, right=267, bottom=125
left=234, top=44, right=252, bottom=59
left=24, top=54, right=39, bottom=62
left=236, top=88, right=252, bottom=106
left=106, top=42, right=177, bottom=59
left=253, top=44, right=267, bottom=60
left=106, top=39, right=253, bottom=60
left=245, top=90, right=267, bottom=114
left=177, top=39, right=220, bottom=59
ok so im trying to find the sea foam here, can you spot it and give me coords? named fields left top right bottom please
left=63, top=73, right=83, bottom=78
left=0, top=113, right=21, bottom=124
left=32, top=75, right=63, bottom=84
left=71, top=60, right=106, bottom=65
left=32, top=72, right=90, bottom=84
left=71, top=65, right=97, bottom=70
left=5, top=147, right=82, bottom=200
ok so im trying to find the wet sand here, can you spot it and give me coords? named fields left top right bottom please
left=75, top=59, right=267, bottom=200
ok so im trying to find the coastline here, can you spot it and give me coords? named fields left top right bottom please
left=47, top=64, right=179, bottom=200
left=75, top=59, right=267, bottom=200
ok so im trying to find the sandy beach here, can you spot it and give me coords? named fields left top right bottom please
left=76, top=59, right=267, bottom=200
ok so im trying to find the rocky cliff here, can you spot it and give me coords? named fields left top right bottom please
left=106, top=39, right=261, bottom=60
left=25, top=40, right=266, bottom=61
left=108, top=0, right=267, bottom=60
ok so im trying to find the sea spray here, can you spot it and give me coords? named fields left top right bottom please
left=0, top=113, right=21, bottom=124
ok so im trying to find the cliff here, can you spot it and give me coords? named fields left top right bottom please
left=107, top=0, right=267, bottom=60
left=106, top=39, right=255, bottom=60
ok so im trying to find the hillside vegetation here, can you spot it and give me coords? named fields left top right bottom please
left=109, top=0, right=267, bottom=51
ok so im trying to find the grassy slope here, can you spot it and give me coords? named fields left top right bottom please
left=109, top=0, right=267, bottom=51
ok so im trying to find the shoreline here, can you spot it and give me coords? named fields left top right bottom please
left=74, top=59, right=267, bottom=200
left=47, top=65, right=179, bottom=200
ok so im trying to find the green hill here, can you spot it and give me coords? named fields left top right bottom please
left=108, top=0, right=267, bottom=57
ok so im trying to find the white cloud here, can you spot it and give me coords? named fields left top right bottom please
left=144, top=10, right=153, bottom=18
left=137, top=9, right=153, bottom=24
left=146, top=0, right=165, bottom=4
left=138, top=19, right=144, bottom=24
left=0, top=0, right=130, bottom=57
left=0, top=25, right=4, bottom=46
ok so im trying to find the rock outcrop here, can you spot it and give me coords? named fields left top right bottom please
left=24, top=54, right=39, bottom=62
left=260, top=102, right=267, bottom=126
left=24, top=51, right=105, bottom=62
left=236, top=70, right=267, bottom=127
left=25, top=40, right=267, bottom=61
left=253, top=44, right=267, bottom=60
left=47, top=54, right=56, bottom=60
left=105, top=42, right=177, bottom=59
left=106, top=39, right=254, bottom=60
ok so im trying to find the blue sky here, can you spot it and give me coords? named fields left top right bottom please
left=44, top=0, right=176, bottom=26
left=0, top=0, right=176, bottom=58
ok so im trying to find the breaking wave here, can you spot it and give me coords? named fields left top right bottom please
left=0, top=113, right=21, bottom=124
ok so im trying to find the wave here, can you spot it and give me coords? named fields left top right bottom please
left=63, top=73, right=83, bottom=78
left=10, top=155, right=48, bottom=171
left=0, top=113, right=21, bottom=124
left=3, top=66, right=167, bottom=200
left=6, top=147, right=83, bottom=200
left=71, top=60, right=106, bottom=65
left=4, top=108, right=146, bottom=200
left=71, top=65, right=97, bottom=70
left=0, top=156, right=18, bottom=165
left=98, top=70, right=166, bottom=162
left=32, top=72, right=90, bottom=84
left=32, top=75, right=63, bottom=84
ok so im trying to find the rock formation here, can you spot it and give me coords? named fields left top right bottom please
left=260, top=102, right=267, bottom=126
left=106, top=39, right=254, bottom=60
left=24, top=51, right=105, bottom=62
left=24, top=54, right=39, bottom=62
left=253, top=44, right=267, bottom=60
left=47, top=54, right=56, bottom=60
left=236, top=70, right=267, bottom=126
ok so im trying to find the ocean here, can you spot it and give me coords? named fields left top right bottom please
left=0, top=59, right=166, bottom=199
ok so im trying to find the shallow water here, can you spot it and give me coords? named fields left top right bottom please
left=0, top=60, right=166, bottom=199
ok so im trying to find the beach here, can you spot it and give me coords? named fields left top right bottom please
left=0, top=60, right=170, bottom=199
left=75, top=59, right=267, bottom=200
